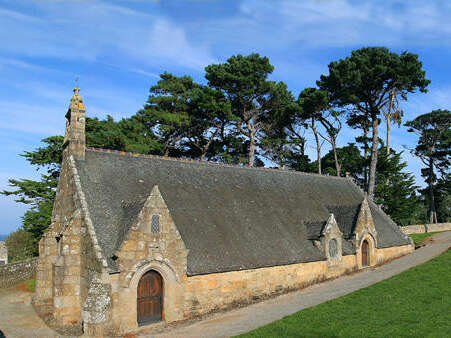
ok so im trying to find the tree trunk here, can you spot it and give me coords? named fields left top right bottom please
left=367, top=116, right=379, bottom=200
left=386, top=89, right=395, bottom=156
left=248, top=120, right=256, bottom=167
left=312, top=118, right=321, bottom=174
left=428, top=157, right=437, bottom=224
left=363, top=125, right=369, bottom=190
left=386, top=115, right=391, bottom=155
left=332, top=138, right=341, bottom=176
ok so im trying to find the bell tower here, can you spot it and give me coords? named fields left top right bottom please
left=63, top=87, right=86, bottom=159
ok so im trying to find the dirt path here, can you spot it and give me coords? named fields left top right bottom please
left=0, top=232, right=448, bottom=338
left=139, top=231, right=451, bottom=338
left=0, top=288, right=59, bottom=338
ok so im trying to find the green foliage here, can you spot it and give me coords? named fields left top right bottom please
left=137, top=72, right=201, bottom=156
left=20, top=135, right=64, bottom=178
left=5, top=228, right=36, bottom=261
left=1, top=115, right=151, bottom=246
left=3, top=50, right=449, bottom=250
left=1, top=136, right=62, bottom=247
left=406, top=109, right=451, bottom=174
left=206, top=53, right=291, bottom=166
left=321, top=143, right=365, bottom=179
left=319, top=47, right=430, bottom=108
left=259, top=82, right=303, bottom=168
left=319, top=47, right=430, bottom=196
left=434, top=174, right=451, bottom=222
left=239, top=249, right=451, bottom=338
left=406, top=109, right=451, bottom=222
left=419, top=173, right=451, bottom=223
left=374, top=148, right=423, bottom=226
left=183, top=85, right=232, bottom=160
left=87, top=115, right=161, bottom=155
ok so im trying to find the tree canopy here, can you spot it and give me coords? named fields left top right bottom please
left=319, top=47, right=430, bottom=198
left=406, top=109, right=451, bottom=223
left=3, top=49, right=449, bottom=257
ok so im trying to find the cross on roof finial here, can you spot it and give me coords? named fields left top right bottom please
left=73, top=76, right=80, bottom=95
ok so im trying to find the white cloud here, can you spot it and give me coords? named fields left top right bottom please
left=0, top=1, right=216, bottom=71
left=0, top=7, right=43, bottom=23
left=0, top=57, right=51, bottom=72
left=232, top=0, right=451, bottom=48
left=144, top=18, right=216, bottom=69
left=403, top=86, right=451, bottom=120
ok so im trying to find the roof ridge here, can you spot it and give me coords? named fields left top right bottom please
left=84, top=147, right=350, bottom=181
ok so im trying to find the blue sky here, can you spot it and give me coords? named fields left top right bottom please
left=1, top=0, right=450, bottom=234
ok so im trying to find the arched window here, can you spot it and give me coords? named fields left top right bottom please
left=151, top=215, right=160, bottom=234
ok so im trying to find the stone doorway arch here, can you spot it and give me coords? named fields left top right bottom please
left=137, top=270, right=163, bottom=326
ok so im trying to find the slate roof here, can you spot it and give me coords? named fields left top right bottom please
left=74, top=148, right=410, bottom=275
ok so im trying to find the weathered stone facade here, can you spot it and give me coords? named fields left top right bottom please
left=0, top=241, right=7, bottom=265
left=33, top=89, right=107, bottom=335
left=33, top=88, right=415, bottom=336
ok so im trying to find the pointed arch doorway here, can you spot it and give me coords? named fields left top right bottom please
left=137, top=270, right=163, bottom=326
left=361, top=240, right=369, bottom=267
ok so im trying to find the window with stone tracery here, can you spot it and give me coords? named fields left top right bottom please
left=151, top=215, right=160, bottom=234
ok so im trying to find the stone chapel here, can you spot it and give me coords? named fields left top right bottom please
left=33, top=88, right=414, bottom=336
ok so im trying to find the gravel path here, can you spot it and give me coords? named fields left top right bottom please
left=140, top=231, right=451, bottom=338
left=0, top=232, right=448, bottom=338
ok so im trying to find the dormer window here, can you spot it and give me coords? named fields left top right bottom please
left=151, top=215, right=160, bottom=234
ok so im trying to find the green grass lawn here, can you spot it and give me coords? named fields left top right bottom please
left=408, top=232, right=442, bottom=245
left=238, top=249, right=451, bottom=338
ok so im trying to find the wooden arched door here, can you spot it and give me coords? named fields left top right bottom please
left=362, top=240, right=369, bottom=267
left=137, top=270, right=163, bottom=326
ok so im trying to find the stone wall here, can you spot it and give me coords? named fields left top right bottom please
left=183, top=255, right=356, bottom=318
left=33, top=154, right=106, bottom=336
left=0, top=257, right=38, bottom=288
left=400, top=223, right=451, bottom=234
left=0, top=241, right=7, bottom=265
left=375, top=244, right=414, bottom=264
left=182, top=243, right=413, bottom=319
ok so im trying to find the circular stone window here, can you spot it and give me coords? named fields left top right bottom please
left=329, top=239, right=338, bottom=258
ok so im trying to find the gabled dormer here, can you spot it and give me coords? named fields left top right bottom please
left=353, top=196, right=378, bottom=268
left=320, top=214, right=343, bottom=266
left=353, top=196, right=377, bottom=242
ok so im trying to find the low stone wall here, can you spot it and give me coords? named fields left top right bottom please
left=400, top=223, right=451, bottom=235
left=0, top=257, right=39, bottom=288
left=182, top=243, right=413, bottom=319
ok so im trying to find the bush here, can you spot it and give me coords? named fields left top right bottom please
left=5, top=228, right=36, bottom=262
